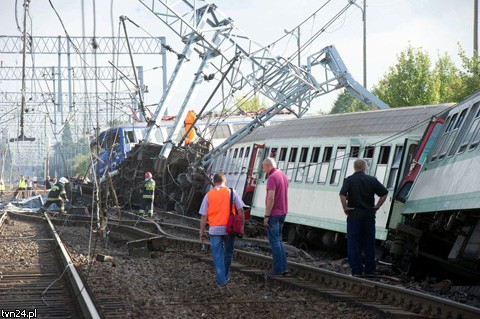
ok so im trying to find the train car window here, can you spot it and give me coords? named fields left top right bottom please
left=439, top=110, right=467, bottom=159
left=306, top=146, right=320, bottom=183
left=469, top=124, right=480, bottom=151
left=261, top=147, right=270, bottom=180
left=270, top=147, right=278, bottom=160
left=457, top=103, right=480, bottom=153
left=430, top=115, right=453, bottom=161
left=318, top=146, right=333, bottom=184
left=245, top=147, right=251, bottom=158
left=330, top=146, right=346, bottom=185
left=252, top=147, right=265, bottom=179
left=278, top=147, right=288, bottom=170
left=295, top=147, right=309, bottom=182
left=375, top=146, right=391, bottom=183
left=454, top=109, right=467, bottom=129
left=235, top=148, right=244, bottom=174
left=378, top=146, right=391, bottom=164
left=216, top=152, right=227, bottom=173
left=350, top=146, right=360, bottom=157
left=287, top=147, right=299, bottom=181
left=223, top=149, right=233, bottom=173
left=230, top=148, right=238, bottom=174
left=346, top=146, right=360, bottom=177
left=449, top=105, right=478, bottom=156
left=101, top=132, right=121, bottom=154
left=387, top=145, right=404, bottom=189
left=124, top=130, right=135, bottom=144
left=363, top=146, right=374, bottom=159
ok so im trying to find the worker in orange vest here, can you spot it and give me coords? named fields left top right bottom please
left=199, top=173, right=245, bottom=286
left=184, top=110, right=196, bottom=144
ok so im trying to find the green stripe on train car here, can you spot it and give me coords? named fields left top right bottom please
left=403, top=191, right=480, bottom=214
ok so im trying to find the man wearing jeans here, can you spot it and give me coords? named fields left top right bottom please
left=199, top=173, right=245, bottom=287
left=339, top=159, right=388, bottom=276
left=262, top=157, right=289, bottom=277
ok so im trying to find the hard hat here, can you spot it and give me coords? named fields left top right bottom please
left=59, top=177, right=69, bottom=184
left=145, top=172, right=152, bottom=179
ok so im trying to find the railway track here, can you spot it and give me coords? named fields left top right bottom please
left=27, top=211, right=480, bottom=318
left=108, top=212, right=480, bottom=319
left=0, top=212, right=100, bottom=318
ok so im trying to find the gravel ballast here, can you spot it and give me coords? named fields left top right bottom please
left=58, top=224, right=376, bottom=318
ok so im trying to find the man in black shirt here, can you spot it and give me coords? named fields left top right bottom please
left=339, top=159, right=388, bottom=276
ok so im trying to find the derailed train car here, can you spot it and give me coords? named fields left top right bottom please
left=211, top=104, right=449, bottom=246
left=390, top=91, right=480, bottom=282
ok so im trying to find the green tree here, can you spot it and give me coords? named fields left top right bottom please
left=457, top=46, right=480, bottom=98
left=330, top=90, right=370, bottom=114
left=372, top=46, right=436, bottom=107
left=433, top=53, right=463, bottom=103
left=68, top=153, right=90, bottom=176
left=51, top=124, right=90, bottom=177
left=235, top=94, right=266, bottom=113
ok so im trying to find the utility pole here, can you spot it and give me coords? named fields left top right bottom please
left=363, top=0, right=367, bottom=88
left=350, top=0, right=367, bottom=88
left=19, top=0, right=28, bottom=140
left=475, top=0, right=478, bottom=56
left=283, top=27, right=301, bottom=67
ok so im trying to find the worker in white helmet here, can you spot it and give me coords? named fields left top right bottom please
left=139, top=172, right=155, bottom=217
left=38, top=177, right=69, bottom=214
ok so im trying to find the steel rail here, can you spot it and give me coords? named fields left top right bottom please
left=112, top=221, right=480, bottom=319
left=3, top=212, right=101, bottom=318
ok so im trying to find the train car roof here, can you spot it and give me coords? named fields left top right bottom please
left=240, top=104, right=453, bottom=142
left=96, top=114, right=295, bottom=136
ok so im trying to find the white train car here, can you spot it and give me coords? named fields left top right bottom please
left=389, top=91, right=480, bottom=281
left=211, top=104, right=450, bottom=245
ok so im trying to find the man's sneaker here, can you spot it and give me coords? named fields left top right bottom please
left=282, top=271, right=292, bottom=277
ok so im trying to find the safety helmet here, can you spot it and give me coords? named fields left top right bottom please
left=59, top=177, right=69, bottom=184
left=145, top=172, right=152, bottom=179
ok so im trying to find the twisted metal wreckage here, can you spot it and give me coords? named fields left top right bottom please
left=73, top=0, right=388, bottom=231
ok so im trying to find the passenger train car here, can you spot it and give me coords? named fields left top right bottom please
left=390, top=91, right=480, bottom=281
left=211, top=105, right=449, bottom=246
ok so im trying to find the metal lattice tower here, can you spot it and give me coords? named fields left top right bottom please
left=0, top=35, right=167, bottom=177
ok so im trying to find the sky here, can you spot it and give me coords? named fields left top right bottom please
left=0, top=0, right=476, bottom=121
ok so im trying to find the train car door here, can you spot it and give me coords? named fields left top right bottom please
left=242, top=144, right=265, bottom=218
left=386, top=138, right=420, bottom=229
left=395, top=118, right=445, bottom=203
